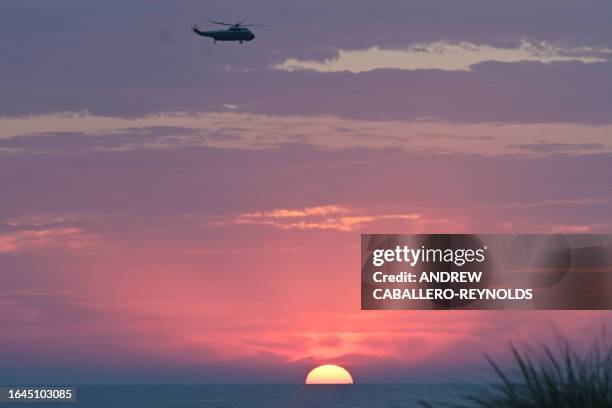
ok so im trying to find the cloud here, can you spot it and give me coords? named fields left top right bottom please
left=0, top=126, right=210, bottom=153
left=317, top=334, right=344, bottom=348
left=3, top=114, right=611, bottom=157
left=239, top=205, right=349, bottom=219
left=507, top=141, right=605, bottom=155
left=547, top=224, right=593, bottom=233
left=3, top=0, right=612, bottom=124
left=0, top=215, right=100, bottom=253
left=1, top=141, right=612, bottom=227
left=275, top=40, right=611, bottom=73
left=0, top=226, right=93, bottom=253
left=216, top=205, right=437, bottom=232
left=6, top=59, right=612, bottom=124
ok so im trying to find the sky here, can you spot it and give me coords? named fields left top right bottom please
left=1, top=0, right=612, bottom=384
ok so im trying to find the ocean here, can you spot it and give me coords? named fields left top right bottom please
left=2, top=384, right=479, bottom=407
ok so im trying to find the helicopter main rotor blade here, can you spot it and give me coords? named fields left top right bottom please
left=207, top=20, right=233, bottom=26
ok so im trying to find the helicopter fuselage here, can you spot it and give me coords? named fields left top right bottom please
left=193, top=27, right=255, bottom=42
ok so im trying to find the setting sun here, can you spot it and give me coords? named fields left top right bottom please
left=305, top=364, right=354, bottom=384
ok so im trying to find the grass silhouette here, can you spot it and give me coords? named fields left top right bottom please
left=421, top=330, right=612, bottom=407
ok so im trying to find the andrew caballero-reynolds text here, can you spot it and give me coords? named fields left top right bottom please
left=370, top=245, right=533, bottom=301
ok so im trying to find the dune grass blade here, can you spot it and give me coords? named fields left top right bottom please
left=421, top=330, right=612, bottom=407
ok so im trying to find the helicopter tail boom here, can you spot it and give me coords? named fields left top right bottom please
left=191, top=25, right=212, bottom=37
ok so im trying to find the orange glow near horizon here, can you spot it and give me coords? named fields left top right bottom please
left=305, top=364, right=354, bottom=384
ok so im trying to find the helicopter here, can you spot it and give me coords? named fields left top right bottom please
left=192, top=21, right=257, bottom=44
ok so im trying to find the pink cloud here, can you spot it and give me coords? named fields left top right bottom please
left=214, top=205, right=443, bottom=232
left=0, top=227, right=91, bottom=253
